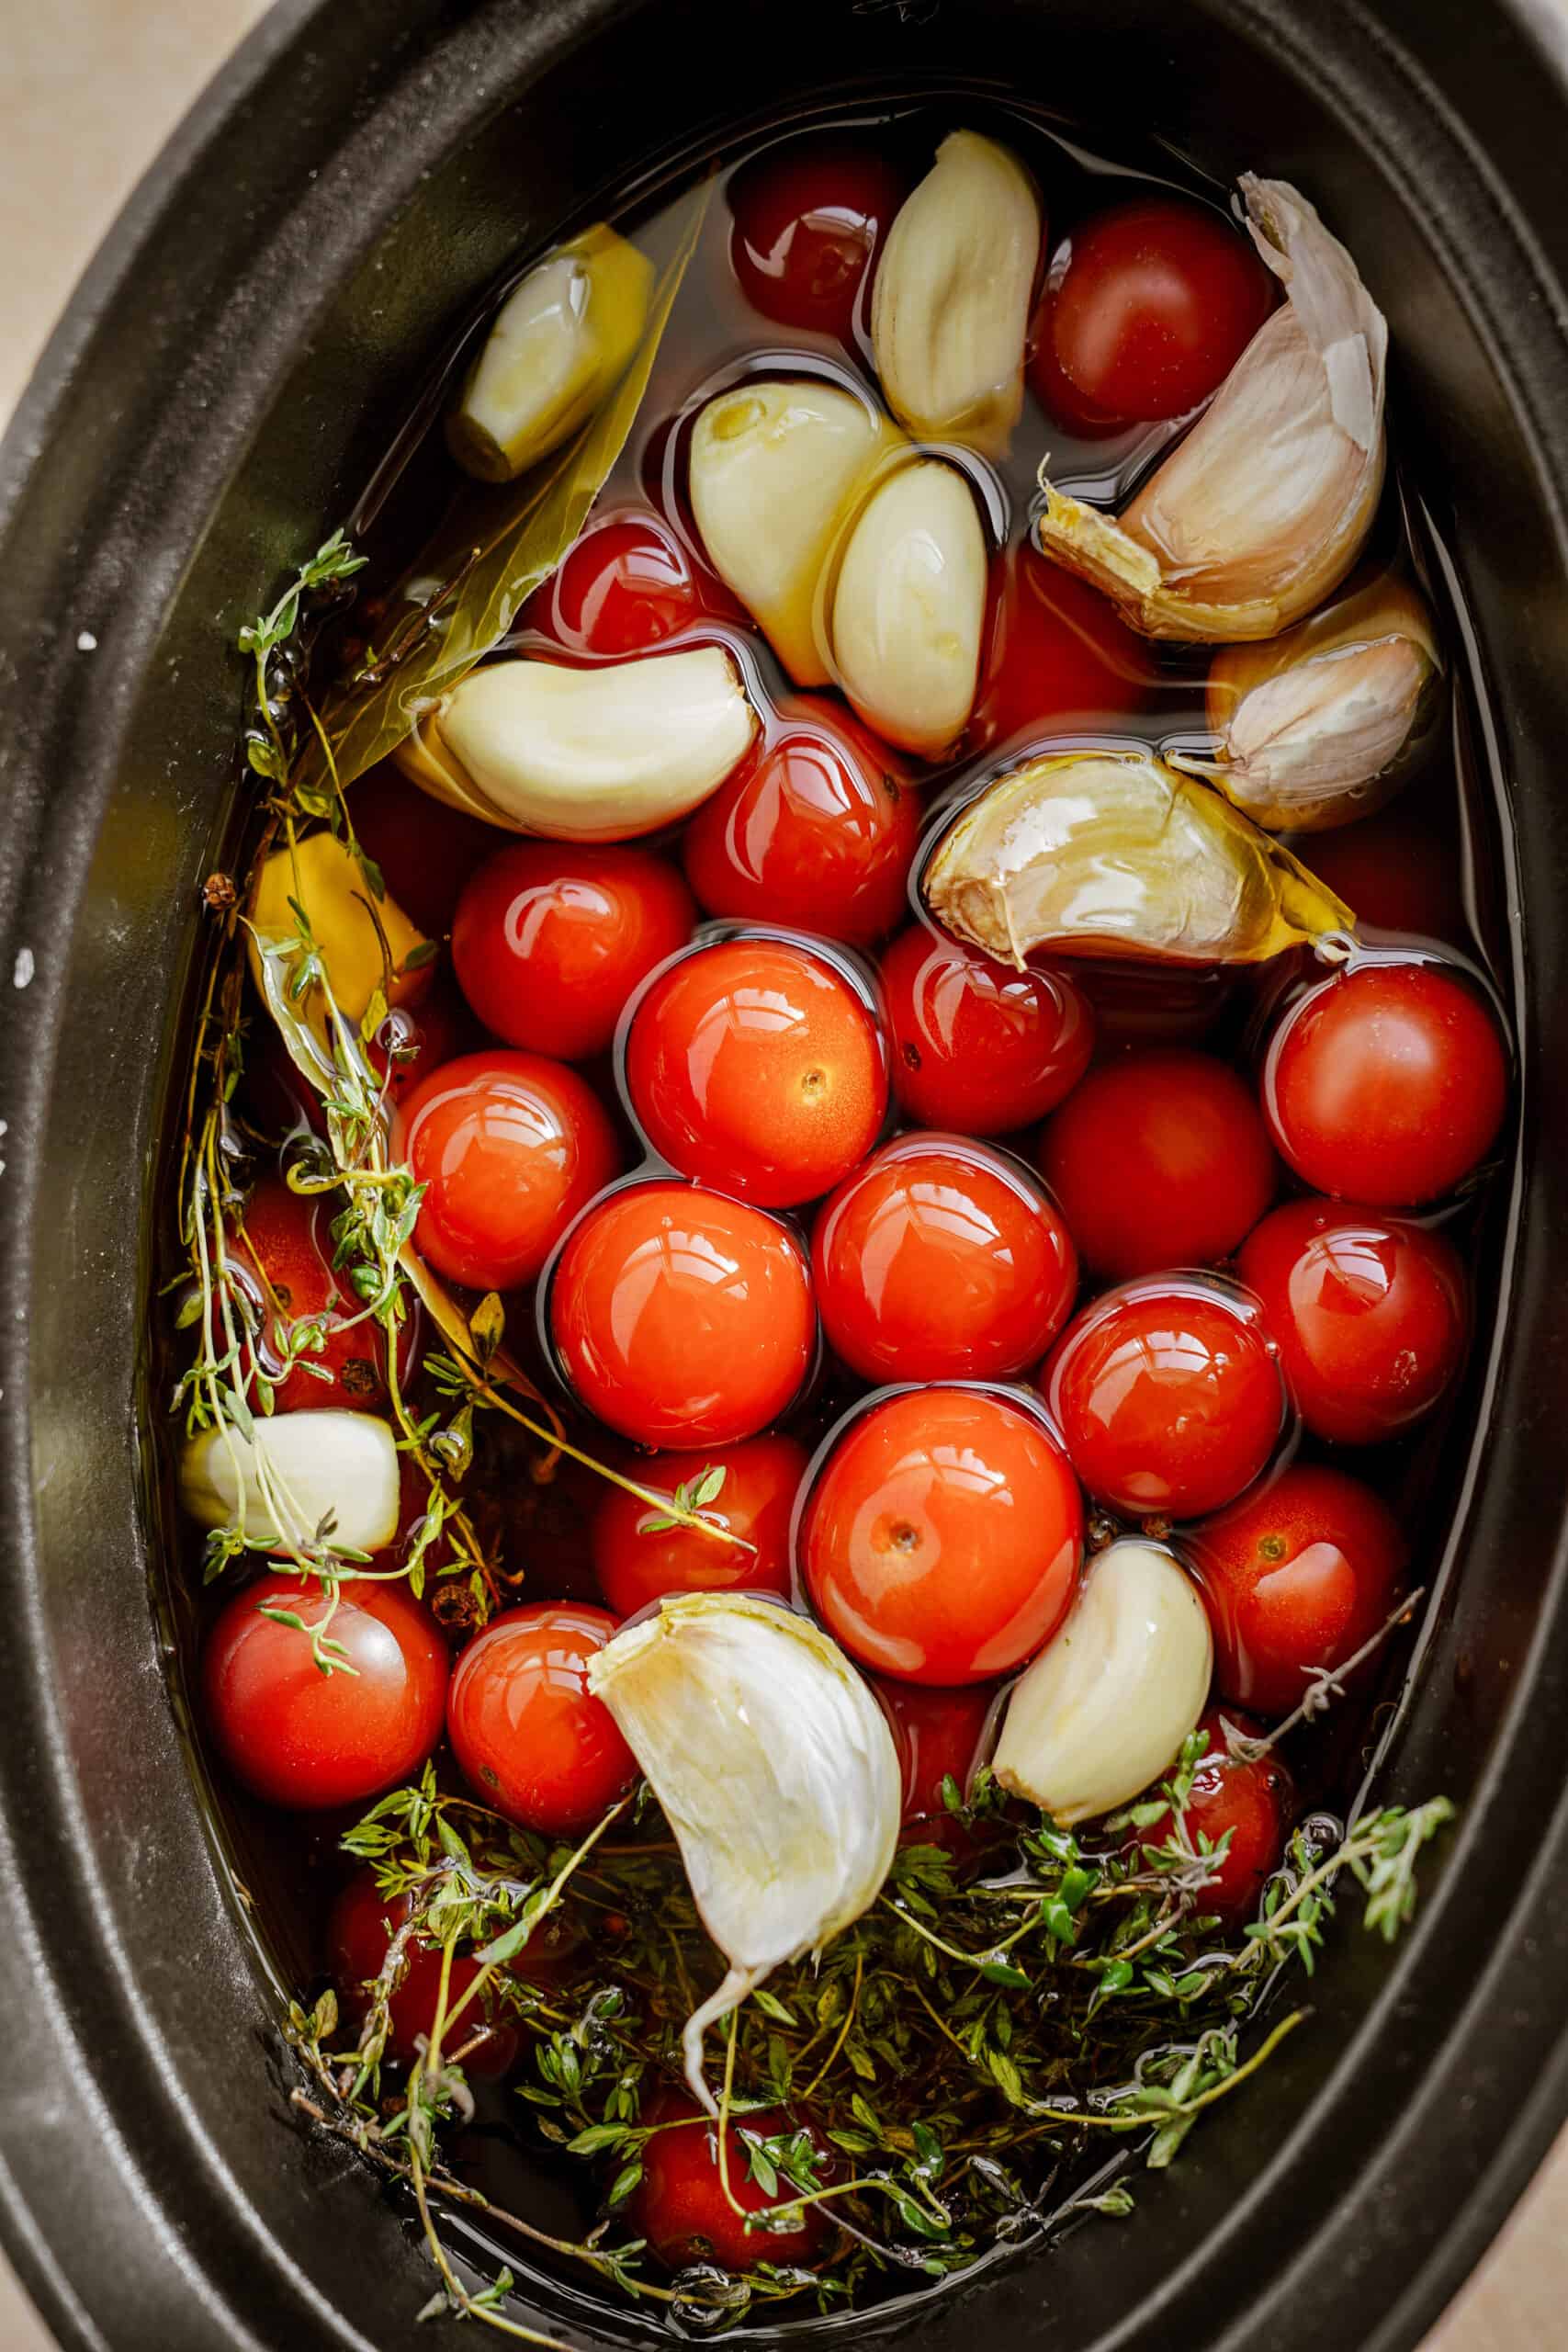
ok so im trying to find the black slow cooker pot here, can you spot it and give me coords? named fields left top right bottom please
left=3, top=1, right=1568, bottom=2346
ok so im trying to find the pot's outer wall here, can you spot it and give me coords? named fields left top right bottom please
left=3, top=2, right=1568, bottom=2347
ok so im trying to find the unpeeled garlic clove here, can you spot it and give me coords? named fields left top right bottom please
left=585, top=1591, right=901, bottom=2109
left=398, top=646, right=758, bottom=841
left=827, top=458, right=987, bottom=755
left=871, top=130, right=1042, bottom=458
left=179, top=1410, right=400, bottom=1555
left=446, top=224, right=654, bottom=482
left=992, top=1538, right=1213, bottom=1823
left=1201, top=572, right=1443, bottom=831
left=1036, top=175, right=1387, bottom=640
left=923, top=748, right=1354, bottom=967
left=248, top=830, right=431, bottom=1043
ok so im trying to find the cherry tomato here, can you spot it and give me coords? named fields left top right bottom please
left=1043, top=1279, right=1284, bottom=1520
left=802, top=1387, right=1082, bottom=1684
left=1237, top=1198, right=1468, bottom=1446
left=452, top=842, right=694, bottom=1061
left=348, top=764, right=498, bottom=938
left=813, top=1135, right=1078, bottom=1384
left=1036, top=1048, right=1277, bottom=1282
left=591, top=1433, right=807, bottom=1618
left=550, top=1182, right=816, bottom=1447
left=880, top=927, right=1093, bottom=1136
left=1293, top=803, right=1467, bottom=947
left=968, top=543, right=1148, bottom=752
left=625, top=938, right=887, bottom=1209
left=329, top=1870, right=576, bottom=2075
left=1129, top=1709, right=1294, bottom=1924
left=222, top=1174, right=388, bottom=1411
left=728, top=135, right=908, bottom=342
left=1030, top=197, right=1275, bottom=431
left=446, top=1603, right=636, bottom=1836
left=523, top=508, right=736, bottom=656
left=203, top=1574, right=447, bottom=1809
left=877, top=1679, right=998, bottom=1823
left=1263, top=959, right=1508, bottom=1207
left=682, top=699, right=919, bottom=947
left=629, top=2089, right=828, bottom=2271
left=398, top=1049, right=621, bottom=1292
left=1186, top=1462, right=1407, bottom=1716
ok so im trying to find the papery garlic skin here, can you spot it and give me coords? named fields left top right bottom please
left=447, top=225, right=654, bottom=482
left=871, top=130, right=1042, bottom=458
left=1036, top=175, right=1387, bottom=640
left=248, top=831, right=431, bottom=1040
left=993, top=1538, right=1213, bottom=1823
left=829, top=458, right=987, bottom=754
left=923, top=749, right=1354, bottom=967
left=179, top=1411, right=400, bottom=1555
left=586, top=1591, right=901, bottom=2108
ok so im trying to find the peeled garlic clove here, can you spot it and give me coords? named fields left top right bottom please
left=828, top=458, right=987, bottom=755
left=1202, top=572, right=1443, bottom=831
left=179, top=1410, right=400, bottom=1555
left=689, top=378, right=907, bottom=684
left=923, top=748, right=1354, bottom=967
left=872, top=130, right=1042, bottom=458
left=586, top=1591, right=900, bottom=2109
left=993, top=1538, right=1213, bottom=1823
left=248, top=831, right=431, bottom=1041
left=1037, top=175, right=1387, bottom=640
left=402, top=646, right=758, bottom=841
left=447, top=225, right=654, bottom=482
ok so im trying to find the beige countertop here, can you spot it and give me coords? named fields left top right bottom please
left=1, top=4, right=1563, bottom=2346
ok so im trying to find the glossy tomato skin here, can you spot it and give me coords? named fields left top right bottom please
left=803, top=1387, right=1083, bottom=1684
left=1031, top=197, right=1275, bottom=430
left=227, top=1173, right=389, bottom=1410
left=1130, top=1709, right=1294, bottom=1924
left=629, top=2090, right=828, bottom=2271
left=625, top=938, right=887, bottom=1209
left=1263, top=960, right=1508, bottom=1208
left=877, top=1679, right=998, bottom=1823
left=329, top=1870, right=576, bottom=2075
left=880, top=927, right=1094, bottom=1135
left=1187, top=1463, right=1408, bottom=1716
left=1037, top=1048, right=1277, bottom=1282
left=590, top=1433, right=807, bottom=1618
left=1043, top=1280, right=1285, bottom=1520
left=399, top=1049, right=621, bottom=1292
left=969, top=542, right=1148, bottom=752
left=452, top=842, right=694, bottom=1061
left=813, top=1135, right=1078, bottom=1384
left=203, top=1575, right=448, bottom=1809
left=348, top=764, right=499, bottom=938
left=1237, top=1198, right=1468, bottom=1445
left=682, top=699, right=919, bottom=947
left=728, top=135, right=908, bottom=342
left=446, top=1604, right=636, bottom=1836
left=523, top=507, right=736, bottom=655
left=550, top=1182, right=816, bottom=1447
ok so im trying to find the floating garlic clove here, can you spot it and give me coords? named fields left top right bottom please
left=992, top=1538, right=1213, bottom=1823
left=398, top=646, right=759, bottom=841
left=827, top=458, right=987, bottom=754
left=871, top=130, right=1042, bottom=458
left=179, top=1410, right=401, bottom=1556
left=248, top=830, right=431, bottom=1043
left=923, top=748, right=1354, bottom=967
left=1036, top=175, right=1387, bottom=641
left=1201, top=572, right=1443, bottom=831
left=585, top=1591, right=901, bottom=2108
left=688, top=378, right=907, bottom=684
left=446, top=225, right=655, bottom=482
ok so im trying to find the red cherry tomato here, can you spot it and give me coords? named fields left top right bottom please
left=802, top=1387, right=1083, bottom=1684
left=1263, top=959, right=1508, bottom=1207
left=222, top=1174, right=388, bottom=1411
left=452, top=842, right=694, bottom=1061
left=813, top=1135, right=1078, bottom=1384
left=1043, top=1280, right=1284, bottom=1520
left=682, top=699, right=919, bottom=947
left=446, top=1603, right=636, bottom=1837
left=348, top=764, right=498, bottom=938
left=969, top=543, right=1148, bottom=752
left=203, top=1574, right=447, bottom=1809
left=1036, top=1048, right=1277, bottom=1282
left=550, top=1182, right=816, bottom=1447
left=523, top=508, right=736, bottom=656
left=1237, top=1198, right=1468, bottom=1446
left=1076, top=960, right=1236, bottom=1052
left=1030, top=197, right=1275, bottom=431
left=877, top=1679, right=998, bottom=1823
left=728, top=135, right=908, bottom=342
left=1292, top=803, right=1467, bottom=947
left=1130, top=1709, right=1294, bottom=1924
left=590, top=1433, right=807, bottom=1618
left=625, top=938, right=887, bottom=1209
left=1186, top=1463, right=1408, bottom=1717
left=880, top=927, right=1094, bottom=1135
left=398, top=1049, right=621, bottom=1292
left=628, top=2090, right=829, bottom=2271
left=329, top=1870, right=577, bottom=2075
